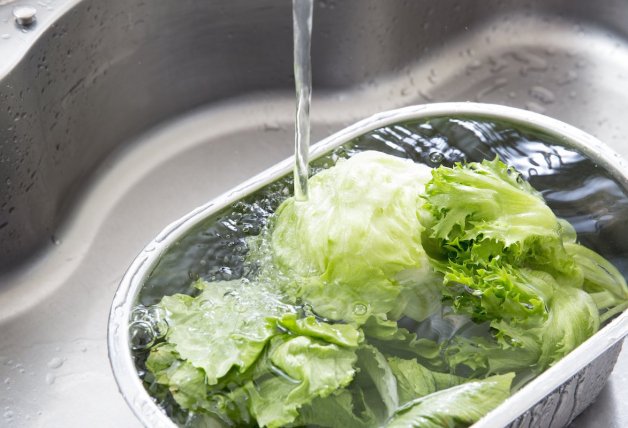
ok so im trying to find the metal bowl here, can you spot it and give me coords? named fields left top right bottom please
left=108, top=102, right=628, bottom=428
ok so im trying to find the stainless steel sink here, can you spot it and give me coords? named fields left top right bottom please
left=1, top=0, right=627, bottom=426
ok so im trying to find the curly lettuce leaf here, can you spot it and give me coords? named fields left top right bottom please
left=277, top=313, right=363, bottom=347
left=443, top=273, right=599, bottom=378
left=421, top=158, right=558, bottom=246
left=158, top=279, right=293, bottom=385
left=419, top=159, right=613, bottom=378
left=244, top=335, right=358, bottom=428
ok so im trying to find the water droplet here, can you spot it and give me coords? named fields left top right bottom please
left=129, top=321, right=155, bottom=351
left=525, top=101, right=546, bottom=114
left=45, top=373, right=55, bottom=385
left=418, top=90, right=433, bottom=102
left=528, top=168, right=538, bottom=177
left=475, top=77, right=508, bottom=101
left=353, top=303, right=368, bottom=316
left=466, top=59, right=482, bottom=73
left=489, top=56, right=509, bottom=73
left=47, top=357, right=63, bottom=369
left=557, top=70, right=578, bottom=86
left=3, top=410, right=13, bottom=420
left=1, top=34, right=10, bottom=40
left=263, top=122, right=282, bottom=132
left=512, top=51, right=548, bottom=75
left=528, top=86, right=555, bottom=104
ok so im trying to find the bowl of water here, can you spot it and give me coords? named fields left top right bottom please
left=108, top=102, right=628, bottom=428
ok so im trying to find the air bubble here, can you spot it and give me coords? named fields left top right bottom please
left=200, top=297, right=215, bottom=310
left=147, top=305, right=169, bottom=338
left=129, top=321, right=155, bottom=351
left=353, top=303, right=368, bottom=316
left=130, top=305, right=148, bottom=323
left=429, top=151, right=444, bottom=164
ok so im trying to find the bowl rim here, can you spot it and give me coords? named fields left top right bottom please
left=107, top=102, right=628, bottom=428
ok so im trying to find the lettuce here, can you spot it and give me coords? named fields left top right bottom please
left=156, top=279, right=293, bottom=385
left=420, top=158, right=624, bottom=376
left=142, top=152, right=626, bottom=428
left=269, top=151, right=439, bottom=324
left=387, top=356, right=466, bottom=404
left=146, top=279, right=363, bottom=427
left=386, top=373, right=514, bottom=428
left=244, top=335, right=358, bottom=428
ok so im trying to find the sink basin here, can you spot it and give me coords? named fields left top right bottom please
left=1, top=0, right=627, bottom=426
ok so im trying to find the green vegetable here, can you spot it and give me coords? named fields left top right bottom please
left=157, top=279, right=293, bottom=385
left=419, top=158, right=623, bottom=376
left=142, top=152, right=627, bottom=428
left=387, top=356, right=466, bottom=404
left=354, top=345, right=399, bottom=419
left=244, top=335, right=358, bottom=428
left=269, top=151, right=439, bottom=324
left=293, top=390, right=370, bottom=428
left=386, top=373, right=514, bottom=428
left=278, top=312, right=363, bottom=347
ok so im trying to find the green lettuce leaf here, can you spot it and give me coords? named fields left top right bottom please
left=386, top=373, right=514, bottom=428
left=145, top=343, right=212, bottom=413
left=269, top=151, right=438, bottom=323
left=387, top=356, right=466, bottom=404
left=244, top=335, right=358, bottom=428
left=565, top=242, right=628, bottom=321
left=158, top=279, right=293, bottom=385
left=421, top=158, right=559, bottom=247
left=355, top=345, right=399, bottom=419
left=363, top=319, right=447, bottom=372
left=291, top=390, right=369, bottom=428
left=278, top=312, right=363, bottom=347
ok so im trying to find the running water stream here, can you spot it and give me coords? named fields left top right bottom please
left=292, top=0, right=313, bottom=201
